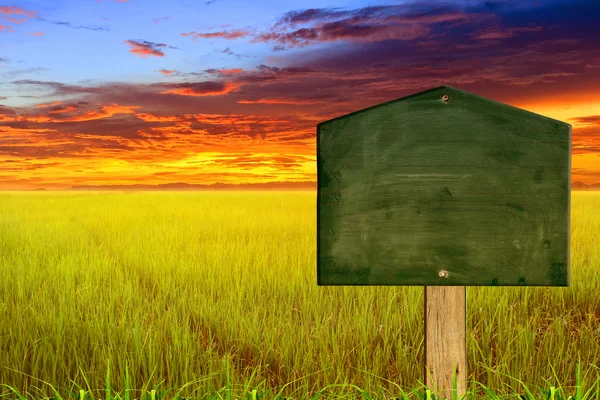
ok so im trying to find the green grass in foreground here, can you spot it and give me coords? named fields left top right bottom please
left=0, top=191, right=599, bottom=399
left=1, top=359, right=599, bottom=400
left=2, top=359, right=599, bottom=400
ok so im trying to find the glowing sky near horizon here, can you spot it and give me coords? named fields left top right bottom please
left=0, top=0, right=599, bottom=189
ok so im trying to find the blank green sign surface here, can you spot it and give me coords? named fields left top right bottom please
left=317, top=86, right=571, bottom=286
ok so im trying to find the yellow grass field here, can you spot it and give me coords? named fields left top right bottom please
left=0, top=191, right=599, bottom=399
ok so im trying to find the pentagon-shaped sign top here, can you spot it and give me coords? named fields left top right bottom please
left=317, top=86, right=571, bottom=286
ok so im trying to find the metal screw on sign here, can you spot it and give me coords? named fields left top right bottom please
left=442, top=94, right=450, bottom=102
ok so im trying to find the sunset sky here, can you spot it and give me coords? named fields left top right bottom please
left=0, top=0, right=599, bottom=189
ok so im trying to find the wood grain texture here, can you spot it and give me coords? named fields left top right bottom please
left=317, top=86, right=571, bottom=286
left=424, top=286, right=466, bottom=398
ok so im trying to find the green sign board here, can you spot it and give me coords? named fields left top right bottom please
left=317, top=86, right=571, bottom=286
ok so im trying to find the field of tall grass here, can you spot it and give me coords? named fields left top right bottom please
left=0, top=191, right=598, bottom=399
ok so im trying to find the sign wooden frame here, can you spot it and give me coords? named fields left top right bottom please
left=316, top=85, right=571, bottom=397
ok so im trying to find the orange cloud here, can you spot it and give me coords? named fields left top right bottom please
left=0, top=6, right=37, bottom=18
left=160, top=81, right=241, bottom=96
left=134, top=113, right=182, bottom=122
left=124, top=40, right=177, bottom=57
left=62, top=103, right=139, bottom=121
left=203, top=153, right=314, bottom=170
left=27, top=31, right=44, bottom=36
left=5, top=17, right=27, bottom=24
left=570, top=115, right=600, bottom=126
left=0, top=25, right=13, bottom=32
left=220, top=68, right=243, bottom=75
left=157, top=69, right=177, bottom=75
left=8, top=103, right=140, bottom=124
left=47, top=105, right=82, bottom=115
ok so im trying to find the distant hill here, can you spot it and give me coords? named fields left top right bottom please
left=12, top=181, right=600, bottom=191
left=572, top=181, right=600, bottom=190
left=67, top=181, right=317, bottom=191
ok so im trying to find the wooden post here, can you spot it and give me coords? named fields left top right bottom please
left=424, top=286, right=467, bottom=399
